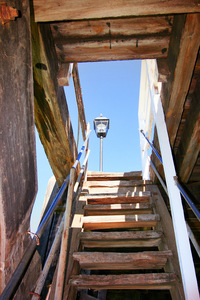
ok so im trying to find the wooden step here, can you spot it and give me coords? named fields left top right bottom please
left=86, top=171, right=143, bottom=181
left=86, top=191, right=151, bottom=205
left=69, top=273, right=177, bottom=290
left=82, top=214, right=160, bottom=230
left=79, top=231, right=163, bottom=248
left=84, top=203, right=153, bottom=216
left=73, top=251, right=172, bottom=270
left=86, top=180, right=152, bottom=188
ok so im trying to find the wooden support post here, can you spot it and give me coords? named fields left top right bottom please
left=72, top=64, right=87, bottom=141
left=57, top=63, right=73, bottom=86
left=32, top=217, right=64, bottom=299
left=54, top=168, right=76, bottom=300
left=31, top=22, right=77, bottom=186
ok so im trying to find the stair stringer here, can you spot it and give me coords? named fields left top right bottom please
left=148, top=184, right=185, bottom=300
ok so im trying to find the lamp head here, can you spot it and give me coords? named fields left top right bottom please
left=93, top=114, right=109, bottom=138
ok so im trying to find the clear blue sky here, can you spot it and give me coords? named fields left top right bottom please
left=31, top=60, right=142, bottom=231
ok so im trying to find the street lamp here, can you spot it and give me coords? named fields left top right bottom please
left=93, top=114, right=109, bottom=172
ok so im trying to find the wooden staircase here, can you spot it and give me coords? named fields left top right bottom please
left=64, top=171, right=185, bottom=300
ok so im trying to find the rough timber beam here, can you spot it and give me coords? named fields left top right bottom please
left=72, top=64, right=87, bottom=140
left=51, top=16, right=172, bottom=62
left=175, top=78, right=200, bottom=183
left=32, top=22, right=77, bottom=186
left=33, top=0, right=200, bottom=22
left=164, top=14, right=200, bottom=148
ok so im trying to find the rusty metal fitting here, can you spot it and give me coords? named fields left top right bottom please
left=0, top=3, right=19, bottom=24
left=26, top=231, right=40, bottom=246
left=29, top=292, right=41, bottom=299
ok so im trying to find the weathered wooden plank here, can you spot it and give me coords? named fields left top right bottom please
left=87, top=187, right=151, bottom=195
left=57, top=63, right=73, bottom=86
left=86, top=180, right=152, bottom=188
left=175, top=81, right=200, bottom=182
left=80, top=231, right=163, bottom=248
left=55, top=35, right=169, bottom=62
left=73, top=251, right=172, bottom=270
left=84, top=203, right=153, bottom=216
left=82, top=214, right=160, bottom=230
left=86, top=192, right=151, bottom=204
left=51, top=16, right=173, bottom=40
left=33, top=0, right=200, bottom=22
left=69, top=273, right=177, bottom=290
left=72, top=63, right=87, bottom=141
left=32, top=22, right=77, bottom=186
left=165, top=14, right=200, bottom=148
left=0, top=0, right=37, bottom=295
left=87, top=171, right=142, bottom=181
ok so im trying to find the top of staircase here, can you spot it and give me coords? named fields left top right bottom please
left=86, top=171, right=142, bottom=181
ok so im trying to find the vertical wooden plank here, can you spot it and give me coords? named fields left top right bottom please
left=54, top=168, right=76, bottom=300
left=164, top=14, right=200, bottom=147
left=72, top=63, right=87, bottom=141
left=0, top=0, right=37, bottom=294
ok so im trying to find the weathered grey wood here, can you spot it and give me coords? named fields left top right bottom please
left=54, top=35, right=169, bottom=62
left=51, top=16, right=173, bottom=40
left=86, top=180, right=152, bottom=188
left=32, top=22, right=77, bottom=186
left=165, top=14, right=200, bottom=148
left=33, top=0, right=200, bottom=22
left=80, top=230, right=162, bottom=248
left=0, top=0, right=37, bottom=295
left=72, top=63, right=87, bottom=141
left=51, top=16, right=172, bottom=62
left=69, top=273, right=177, bottom=290
left=73, top=251, right=172, bottom=270
left=86, top=193, right=151, bottom=205
left=57, top=63, right=72, bottom=86
left=87, top=171, right=142, bottom=181
left=82, top=214, right=160, bottom=230
left=175, top=81, right=200, bottom=182
left=62, top=191, right=87, bottom=300
left=84, top=203, right=153, bottom=216
left=87, top=186, right=152, bottom=196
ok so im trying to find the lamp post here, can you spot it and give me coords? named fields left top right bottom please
left=94, top=114, right=109, bottom=172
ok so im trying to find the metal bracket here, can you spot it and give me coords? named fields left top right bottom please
left=0, top=3, right=19, bottom=24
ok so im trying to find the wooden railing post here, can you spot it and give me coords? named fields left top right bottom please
left=54, top=168, right=76, bottom=300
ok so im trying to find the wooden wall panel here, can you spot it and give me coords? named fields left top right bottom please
left=0, top=0, right=37, bottom=293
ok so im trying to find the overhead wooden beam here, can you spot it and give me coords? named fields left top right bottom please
left=53, top=36, right=170, bottom=63
left=72, top=64, right=87, bottom=140
left=164, top=14, right=200, bottom=147
left=31, top=22, right=77, bottom=186
left=51, top=16, right=173, bottom=40
left=33, top=0, right=200, bottom=22
left=175, top=81, right=200, bottom=182
left=51, top=16, right=172, bottom=62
